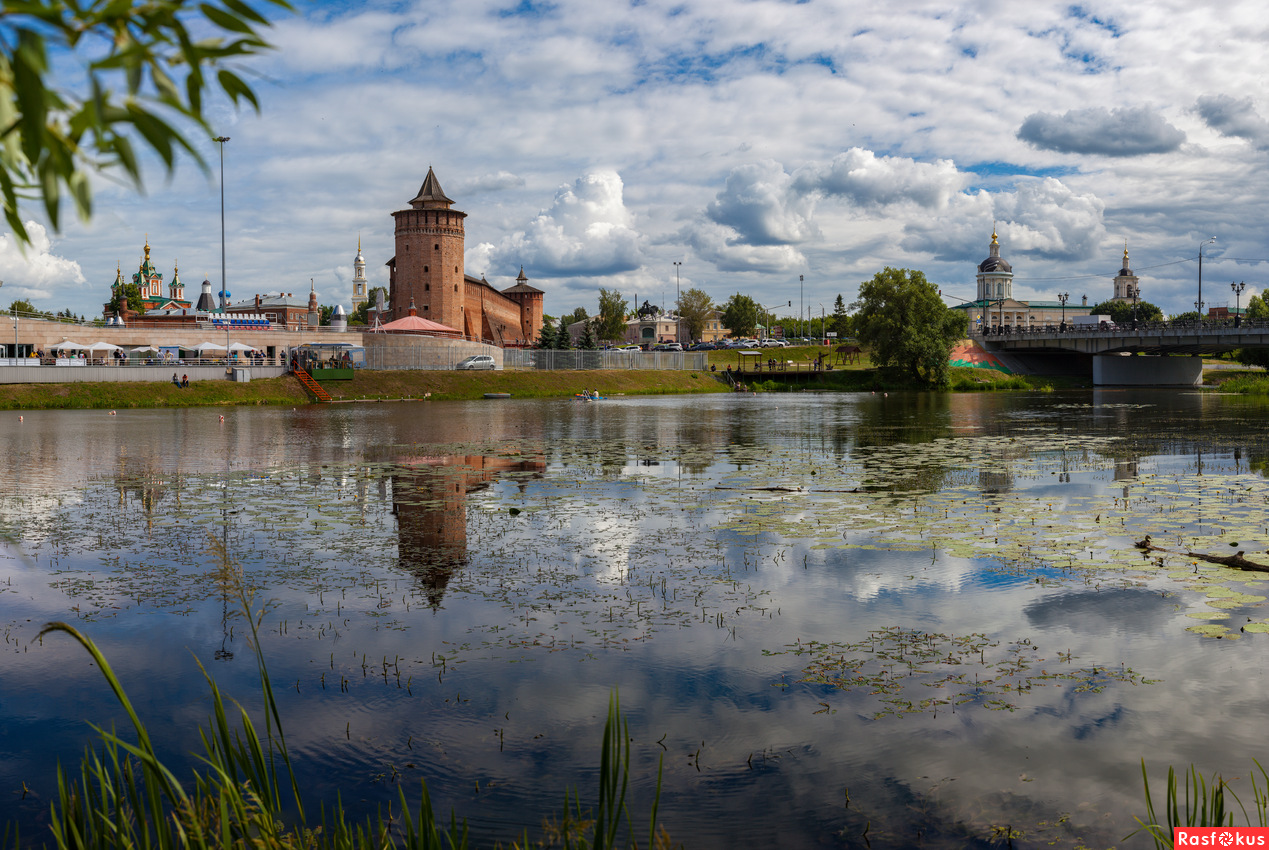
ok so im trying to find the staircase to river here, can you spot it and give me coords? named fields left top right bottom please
left=292, top=367, right=332, bottom=402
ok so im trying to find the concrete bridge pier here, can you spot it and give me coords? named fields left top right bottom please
left=1092, top=354, right=1203, bottom=387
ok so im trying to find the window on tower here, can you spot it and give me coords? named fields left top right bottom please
left=425, top=283, right=430, bottom=291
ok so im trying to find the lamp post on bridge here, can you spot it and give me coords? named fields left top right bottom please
left=1058, top=292, right=1069, bottom=332
left=1130, top=284, right=1140, bottom=331
left=1232, top=280, right=1245, bottom=328
left=1198, top=237, right=1216, bottom=325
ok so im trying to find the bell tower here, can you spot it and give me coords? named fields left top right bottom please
left=1112, top=243, right=1139, bottom=302
left=352, top=237, right=368, bottom=311
left=390, top=168, right=466, bottom=327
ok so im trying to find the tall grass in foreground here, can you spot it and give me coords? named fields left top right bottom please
left=1131, top=760, right=1269, bottom=848
left=12, top=545, right=668, bottom=850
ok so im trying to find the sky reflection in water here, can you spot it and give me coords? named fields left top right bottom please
left=2, top=390, right=1268, bottom=848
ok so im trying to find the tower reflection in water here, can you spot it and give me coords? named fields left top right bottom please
left=390, top=454, right=545, bottom=607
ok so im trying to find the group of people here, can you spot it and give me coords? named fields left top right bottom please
left=171, top=373, right=190, bottom=388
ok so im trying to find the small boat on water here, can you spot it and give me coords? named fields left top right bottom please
left=574, top=392, right=606, bottom=401
left=484, top=392, right=512, bottom=399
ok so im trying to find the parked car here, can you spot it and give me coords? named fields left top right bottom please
left=615, top=344, right=641, bottom=351
left=761, top=339, right=788, bottom=348
left=456, top=354, right=496, bottom=370
left=653, top=342, right=683, bottom=351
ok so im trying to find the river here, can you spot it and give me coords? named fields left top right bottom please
left=2, top=389, right=1267, bottom=848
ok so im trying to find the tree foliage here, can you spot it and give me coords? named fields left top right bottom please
left=852, top=267, right=966, bottom=387
left=578, top=319, right=598, bottom=350
left=676, top=287, right=713, bottom=341
left=1086, top=299, right=1163, bottom=325
left=0, top=0, right=293, bottom=245
left=107, top=282, right=143, bottom=316
left=535, top=317, right=558, bottom=349
left=595, top=288, right=627, bottom=342
left=830, top=294, right=852, bottom=338
left=559, top=307, right=588, bottom=329
left=720, top=293, right=759, bottom=338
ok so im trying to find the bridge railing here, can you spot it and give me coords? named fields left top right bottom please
left=977, top=318, right=1269, bottom=340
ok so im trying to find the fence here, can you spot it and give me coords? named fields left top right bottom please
left=503, top=349, right=707, bottom=371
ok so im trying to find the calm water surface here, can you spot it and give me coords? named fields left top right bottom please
left=3, top=390, right=1269, bottom=848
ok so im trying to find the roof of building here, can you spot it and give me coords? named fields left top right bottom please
left=373, top=313, right=462, bottom=336
left=978, top=230, right=1013, bottom=274
left=410, top=167, right=455, bottom=209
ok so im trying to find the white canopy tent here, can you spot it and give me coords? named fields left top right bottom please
left=194, top=342, right=228, bottom=353
left=52, top=340, right=87, bottom=350
left=87, top=341, right=124, bottom=351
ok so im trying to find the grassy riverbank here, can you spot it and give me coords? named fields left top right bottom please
left=0, top=369, right=728, bottom=409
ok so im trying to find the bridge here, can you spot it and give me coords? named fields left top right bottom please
left=976, top=321, right=1269, bottom=386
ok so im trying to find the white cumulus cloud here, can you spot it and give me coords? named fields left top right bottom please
left=490, top=171, right=643, bottom=277
left=0, top=223, right=87, bottom=303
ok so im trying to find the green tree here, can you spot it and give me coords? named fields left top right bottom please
left=578, top=319, right=598, bottom=350
left=852, top=267, right=966, bottom=387
left=535, top=317, right=559, bottom=349
left=830, top=294, right=853, bottom=338
left=1086, top=299, right=1163, bottom=325
left=1, top=0, right=292, bottom=245
left=721, top=293, right=759, bottom=338
left=560, top=307, right=588, bottom=329
left=1234, top=295, right=1269, bottom=367
left=1170, top=310, right=1200, bottom=323
left=106, top=282, right=143, bottom=316
left=8, top=299, right=38, bottom=316
left=596, top=288, right=628, bottom=343
left=676, top=287, right=714, bottom=342
left=319, top=305, right=334, bottom=326
left=1247, top=294, right=1269, bottom=320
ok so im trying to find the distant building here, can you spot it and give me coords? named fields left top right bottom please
left=105, top=240, right=192, bottom=317
left=386, top=168, right=544, bottom=346
left=952, top=231, right=1093, bottom=331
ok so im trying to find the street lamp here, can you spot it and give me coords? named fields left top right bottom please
left=673, top=261, right=682, bottom=343
left=799, top=274, right=804, bottom=342
left=1198, top=237, right=1216, bottom=324
left=214, top=135, right=230, bottom=363
left=818, top=302, right=826, bottom=344
left=1130, top=284, right=1140, bottom=330
left=1232, top=280, right=1246, bottom=327
left=1058, top=292, right=1069, bottom=332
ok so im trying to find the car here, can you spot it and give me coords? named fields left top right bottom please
left=615, top=344, right=640, bottom=351
left=761, top=339, right=788, bottom=348
left=652, top=342, right=683, bottom=351
left=456, top=354, right=496, bottom=370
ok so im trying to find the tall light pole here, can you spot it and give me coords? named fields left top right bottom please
left=818, top=302, right=826, bottom=344
left=673, top=261, right=682, bottom=343
left=1130, top=284, right=1140, bottom=330
left=214, top=136, right=230, bottom=362
left=1232, top=280, right=1246, bottom=327
left=1198, top=237, right=1215, bottom=324
left=1058, top=291, right=1069, bottom=332
left=799, top=274, right=804, bottom=340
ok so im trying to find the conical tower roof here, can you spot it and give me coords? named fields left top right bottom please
left=410, top=167, right=454, bottom=209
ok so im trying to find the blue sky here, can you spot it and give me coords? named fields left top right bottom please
left=4, top=0, right=1269, bottom=322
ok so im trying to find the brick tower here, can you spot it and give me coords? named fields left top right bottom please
left=390, top=168, right=467, bottom=327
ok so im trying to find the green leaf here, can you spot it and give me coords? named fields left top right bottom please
left=217, top=68, right=260, bottom=111
left=200, top=3, right=259, bottom=35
